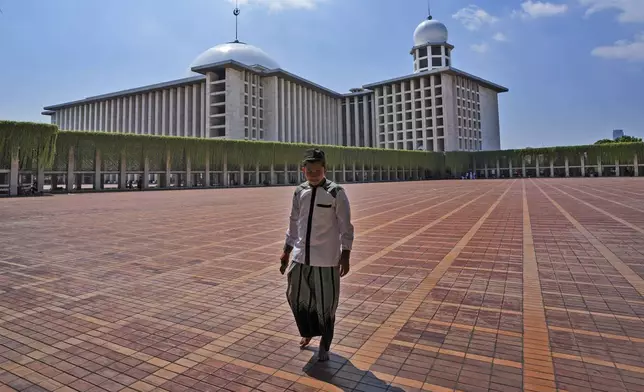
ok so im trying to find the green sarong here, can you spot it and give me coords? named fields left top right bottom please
left=286, top=262, right=340, bottom=351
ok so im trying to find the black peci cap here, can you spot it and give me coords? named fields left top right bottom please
left=302, top=148, right=326, bottom=165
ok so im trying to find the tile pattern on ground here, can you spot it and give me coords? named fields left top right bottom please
left=1, top=179, right=644, bottom=391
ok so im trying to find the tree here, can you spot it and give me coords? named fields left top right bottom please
left=595, top=135, right=642, bottom=144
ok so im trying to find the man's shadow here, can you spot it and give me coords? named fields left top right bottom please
left=302, top=351, right=405, bottom=392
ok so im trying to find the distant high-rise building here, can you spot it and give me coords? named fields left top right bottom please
left=613, top=129, right=624, bottom=140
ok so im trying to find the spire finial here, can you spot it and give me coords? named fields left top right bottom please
left=427, top=0, right=433, bottom=20
left=233, top=0, right=240, bottom=42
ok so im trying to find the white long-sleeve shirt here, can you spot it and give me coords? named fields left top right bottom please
left=284, top=178, right=354, bottom=267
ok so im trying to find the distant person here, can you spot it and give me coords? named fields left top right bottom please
left=280, top=148, right=354, bottom=362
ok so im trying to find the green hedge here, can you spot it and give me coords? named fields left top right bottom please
left=3, top=121, right=644, bottom=176
left=0, top=121, right=58, bottom=167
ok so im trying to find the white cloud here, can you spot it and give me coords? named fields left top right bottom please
left=471, top=42, right=490, bottom=53
left=493, top=32, right=508, bottom=42
left=513, top=1, right=568, bottom=19
left=231, top=0, right=324, bottom=11
left=453, top=5, right=499, bottom=31
left=592, top=32, right=644, bottom=61
left=579, top=0, right=644, bottom=23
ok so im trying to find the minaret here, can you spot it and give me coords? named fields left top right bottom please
left=410, top=1, right=453, bottom=73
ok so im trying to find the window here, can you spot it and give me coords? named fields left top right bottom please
left=252, top=118, right=257, bottom=127
left=419, top=59, right=428, bottom=69
left=244, top=117, right=248, bottom=126
left=244, top=128, right=249, bottom=138
left=435, top=87, right=442, bottom=96
left=436, top=97, right=443, bottom=106
left=431, top=46, right=441, bottom=56
left=432, top=58, right=442, bottom=67
left=244, top=84, right=248, bottom=93
left=244, top=107, right=248, bottom=115
left=252, top=108, right=256, bottom=116
left=252, top=129, right=256, bottom=139
left=434, top=75, right=442, bottom=85
left=419, top=47, right=428, bottom=57
left=459, top=139, right=462, bottom=149
left=244, top=96, right=248, bottom=104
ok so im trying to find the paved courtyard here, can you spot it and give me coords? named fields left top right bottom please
left=1, top=178, right=644, bottom=392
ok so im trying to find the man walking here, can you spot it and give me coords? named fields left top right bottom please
left=280, top=148, right=354, bottom=361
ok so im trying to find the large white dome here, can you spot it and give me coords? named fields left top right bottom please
left=413, top=18, right=448, bottom=46
left=190, top=41, right=280, bottom=70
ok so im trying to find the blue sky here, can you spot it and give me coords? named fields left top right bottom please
left=0, top=0, right=642, bottom=149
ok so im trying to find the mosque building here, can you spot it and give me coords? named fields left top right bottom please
left=42, top=6, right=507, bottom=153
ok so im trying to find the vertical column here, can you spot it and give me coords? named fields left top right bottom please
left=8, top=149, right=19, bottom=196
left=634, top=154, right=639, bottom=177
left=581, top=156, right=586, bottom=177
left=286, top=81, right=292, bottom=142
left=550, top=158, right=554, bottom=178
left=163, top=148, right=171, bottom=187
left=535, top=159, right=540, bottom=178
left=162, top=90, right=168, bottom=136
left=142, top=94, right=148, bottom=134
left=202, top=81, right=207, bottom=138
left=184, top=86, right=190, bottom=138
left=115, top=99, right=121, bottom=133
left=597, top=157, right=602, bottom=177
left=204, top=156, right=211, bottom=187
left=484, top=164, right=489, bottom=179
left=169, top=89, right=175, bottom=136
left=147, top=93, right=154, bottom=135
left=496, top=159, right=500, bottom=178
left=240, top=164, right=245, bottom=186
left=91, top=103, right=97, bottom=130
left=135, top=95, right=141, bottom=134
left=223, top=152, right=229, bottom=187
left=615, top=160, right=620, bottom=177
left=344, top=97, right=351, bottom=146
left=67, top=146, right=75, bottom=192
left=353, top=97, right=360, bottom=147
left=37, top=157, right=45, bottom=193
left=284, top=161, right=288, bottom=185
left=509, top=160, right=513, bottom=178
left=154, top=91, right=161, bottom=135
left=185, top=154, right=192, bottom=188
left=564, top=157, right=570, bottom=177
left=119, top=150, right=127, bottom=189
left=303, top=89, right=309, bottom=143
left=98, top=102, right=104, bottom=131
left=255, top=164, right=260, bottom=186
left=94, top=149, right=102, bottom=190
left=270, top=163, right=276, bottom=185
left=143, top=156, right=150, bottom=189
left=192, top=84, right=198, bottom=138
left=110, top=99, right=116, bottom=132
left=522, top=158, right=526, bottom=178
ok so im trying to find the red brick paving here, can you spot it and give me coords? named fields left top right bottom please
left=1, top=179, right=644, bottom=391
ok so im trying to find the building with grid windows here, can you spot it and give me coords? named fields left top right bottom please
left=42, top=11, right=507, bottom=152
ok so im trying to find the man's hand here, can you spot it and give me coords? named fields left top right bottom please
left=339, top=250, right=351, bottom=277
left=279, top=252, right=290, bottom=275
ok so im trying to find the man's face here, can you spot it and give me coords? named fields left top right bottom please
left=302, top=161, right=326, bottom=185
